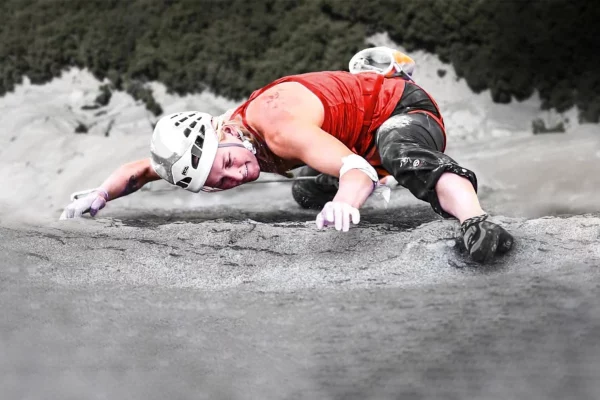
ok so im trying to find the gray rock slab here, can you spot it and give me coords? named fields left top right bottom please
left=1, top=206, right=599, bottom=399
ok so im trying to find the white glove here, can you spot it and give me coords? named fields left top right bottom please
left=315, top=201, right=360, bottom=232
left=59, top=189, right=108, bottom=220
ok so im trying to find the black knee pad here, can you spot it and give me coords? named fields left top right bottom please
left=291, top=167, right=338, bottom=209
left=376, top=113, right=479, bottom=219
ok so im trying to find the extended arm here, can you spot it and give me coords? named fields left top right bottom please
left=60, top=158, right=161, bottom=219
left=245, top=82, right=378, bottom=231
left=266, top=120, right=375, bottom=209
left=99, top=158, right=161, bottom=201
left=246, top=83, right=376, bottom=210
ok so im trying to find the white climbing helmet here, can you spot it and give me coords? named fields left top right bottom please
left=150, top=111, right=218, bottom=193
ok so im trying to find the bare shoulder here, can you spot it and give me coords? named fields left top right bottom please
left=246, top=82, right=324, bottom=135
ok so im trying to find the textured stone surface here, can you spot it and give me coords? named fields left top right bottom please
left=1, top=206, right=599, bottom=400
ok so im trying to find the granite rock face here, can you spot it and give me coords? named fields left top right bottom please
left=1, top=207, right=599, bottom=399
left=3, top=208, right=599, bottom=291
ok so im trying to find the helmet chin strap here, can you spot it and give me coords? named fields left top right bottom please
left=218, top=133, right=257, bottom=154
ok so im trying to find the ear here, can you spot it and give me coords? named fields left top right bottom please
left=223, top=126, right=238, bottom=137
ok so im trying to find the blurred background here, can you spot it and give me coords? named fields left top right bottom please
left=2, top=0, right=599, bottom=119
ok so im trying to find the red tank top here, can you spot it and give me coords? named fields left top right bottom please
left=232, top=71, right=409, bottom=176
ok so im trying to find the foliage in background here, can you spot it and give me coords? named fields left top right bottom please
left=1, top=0, right=598, bottom=121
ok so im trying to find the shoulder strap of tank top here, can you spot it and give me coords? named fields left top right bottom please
left=232, top=76, right=295, bottom=137
left=238, top=105, right=259, bottom=137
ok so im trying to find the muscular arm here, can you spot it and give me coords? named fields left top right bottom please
left=247, top=84, right=374, bottom=209
left=270, top=121, right=374, bottom=208
left=99, top=158, right=161, bottom=201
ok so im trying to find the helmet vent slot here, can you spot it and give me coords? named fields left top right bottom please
left=175, top=116, right=189, bottom=127
left=191, top=154, right=200, bottom=169
left=183, top=128, right=191, bottom=137
left=176, top=177, right=192, bottom=188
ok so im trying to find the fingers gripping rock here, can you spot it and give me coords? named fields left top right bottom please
left=315, top=201, right=360, bottom=232
left=60, top=189, right=108, bottom=220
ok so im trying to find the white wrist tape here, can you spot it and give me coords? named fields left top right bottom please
left=340, top=154, right=378, bottom=182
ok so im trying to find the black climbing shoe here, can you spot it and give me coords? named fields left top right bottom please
left=292, top=167, right=339, bottom=210
left=461, top=214, right=514, bottom=263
